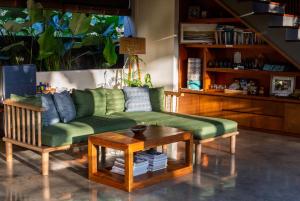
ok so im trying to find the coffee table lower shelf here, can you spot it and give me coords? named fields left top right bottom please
left=89, top=161, right=193, bottom=192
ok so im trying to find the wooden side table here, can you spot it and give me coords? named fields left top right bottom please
left=88, top=126, right=193, bottom=192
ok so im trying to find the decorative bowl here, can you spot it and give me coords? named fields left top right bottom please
left=130, top=125, right=147, bottom=135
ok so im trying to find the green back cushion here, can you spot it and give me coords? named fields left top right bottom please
left=72, top=89, right=94, bottom=118
left=10, top=94, right=42, bottom=106
left=88, top=88, right=107, bottom=116
left=149, top=87, right=165, bottom=111
left=106, top=89, right=125, bottom=115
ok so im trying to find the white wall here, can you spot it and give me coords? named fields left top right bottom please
left=37, top=69, right=123, bottom=90
left=133, top=0, right=178, bottom=90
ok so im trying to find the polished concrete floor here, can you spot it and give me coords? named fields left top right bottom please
left=1, top=129, right=300, bottom=201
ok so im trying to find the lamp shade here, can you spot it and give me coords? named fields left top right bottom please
left=119, top=37, right=146, bottom=55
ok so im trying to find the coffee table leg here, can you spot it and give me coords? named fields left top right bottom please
left=162, top=145, right=168, bottom=154
left=185, top=138, right=193, bottom=167
left=101, top=147, right=106, bottom=168
left=88, top=139, right=98, bottom=178
left=124, top=149, right=134, bottom=192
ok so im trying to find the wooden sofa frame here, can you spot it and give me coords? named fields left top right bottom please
left=2, top=91, right=238, bottom=175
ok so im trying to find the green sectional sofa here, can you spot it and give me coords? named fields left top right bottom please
left=3, top=87, right=238, bottom=176
left=43, top=112, right=237, bottom=147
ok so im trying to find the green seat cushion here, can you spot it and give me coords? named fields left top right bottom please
left=88, top=88, right=107, bottom=116
left=111, top=111, right=173, bottom=125
left=106, top=89, right=125, bottom=115
left=111, top=112, right=238, bottom=140
left=149, top=87, right=165, bottom=111
left=42, top=116, right=137, bottom=147
left=72, top=89, right=94, bottom=118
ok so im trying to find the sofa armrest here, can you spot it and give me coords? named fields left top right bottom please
left=164, top=91, right=181, bottom=97
left=164, top=91, right=182, bottom=113
left=3, top=99, right=44, bottom=147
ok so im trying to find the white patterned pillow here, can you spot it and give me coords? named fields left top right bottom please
left=123, top=87, right=152, bottom=112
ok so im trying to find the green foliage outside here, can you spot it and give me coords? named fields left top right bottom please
left=0, top=0, right=124, bottom=71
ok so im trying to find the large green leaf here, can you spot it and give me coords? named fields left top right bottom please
left=38, top=26, right=64, bottom=60
left=69, top=13, right=91, bottom=35
left=89, top=16, right=119, bottom=36
left=27, top=0, right=44, bottom=24
left=103, top=37, right=117, bottom=66
left=1, top=41, right=25, bottom=52
left=81, top=35, right=102, bottom=47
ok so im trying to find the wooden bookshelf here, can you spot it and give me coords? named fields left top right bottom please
left=206, top=68, right=300, bottom=76
left=185, top=17, right=241, bottom=24
left=178, top=0, right=300, bottom=136
left=182, top=44, right=269, bottom=49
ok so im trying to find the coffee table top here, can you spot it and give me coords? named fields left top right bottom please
left=89, top=125, right=192, bottom=151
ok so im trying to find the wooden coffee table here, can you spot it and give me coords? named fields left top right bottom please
left=88, top=125, right=193, bottom=192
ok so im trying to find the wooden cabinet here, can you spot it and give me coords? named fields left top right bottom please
left=251, top=100, right=284, bottom=117
left=177, top=0, right=300, bottom=136
left=222, top=97, right=252, bottom=113
left=284, top=104, right=300, bottom=134
left=178, top=92, right=300, bottom=135
left=222, top=111, right=253, bottom=127
left=178, top=93, right=200, bottom=115
left=199, top=95, right=222, bottom=113
left=251, top=115, right=283, bottom=131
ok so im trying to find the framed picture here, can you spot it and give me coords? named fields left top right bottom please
left=188, top=6, right=201, bottom=19
left=181, top=23, right=217, bottom=44
left=270, top=76, right=295, bottom=97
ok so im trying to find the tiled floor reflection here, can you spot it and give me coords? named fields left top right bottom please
left=1, top=129, right=300, bottom=201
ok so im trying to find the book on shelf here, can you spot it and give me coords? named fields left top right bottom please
left=181, top=23, right=217, bottom=44
left=111, top=157, right=149, bottom=176
left=187, top=58, right=202, bottom=90
left=215, top=25, right=265, bottom=45
left=110, top=150, right=168, bottom=176
left=136, top=150, right=168, bottom=172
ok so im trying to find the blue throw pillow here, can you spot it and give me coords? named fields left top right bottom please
left=53, top=91, right=76, bottom=123
left=41, top=94, right=60, bottom=126
left=123, top=87, right=152, bottom=112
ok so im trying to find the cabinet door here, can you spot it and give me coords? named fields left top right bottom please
left=199, top=95, right=222, bottom=113
left=222, top=111, right=252, bottom=127
left=251, top=115, right=284, bottom=131
left=178, top=93, right=200, bottom=115
left=251, top=100, right=284, bottom=117
left=284, top=104, right=300, bottom=134
left=222, top=97, right=252, bottom=113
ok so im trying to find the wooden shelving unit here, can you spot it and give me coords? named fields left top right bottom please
left=182, top=44, right=269, bottom=49
left=206, top=68, right=300, bottom=76
left=177, top=0, right=300, bottom=136
left=184, top=17, right=241, bottom=24
left=180, top=88, right=300, bottom=104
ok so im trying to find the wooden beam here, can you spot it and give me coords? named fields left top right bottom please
left=0, top=0, right=131, bottom=16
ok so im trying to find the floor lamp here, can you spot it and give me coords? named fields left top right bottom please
left=119, top=37, right=146, bottom=84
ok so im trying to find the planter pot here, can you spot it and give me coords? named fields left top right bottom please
left=0, top=64, right=36, bottom=100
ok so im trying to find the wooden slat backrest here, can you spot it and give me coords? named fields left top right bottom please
left=3, top=99, right=44, bottom=147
